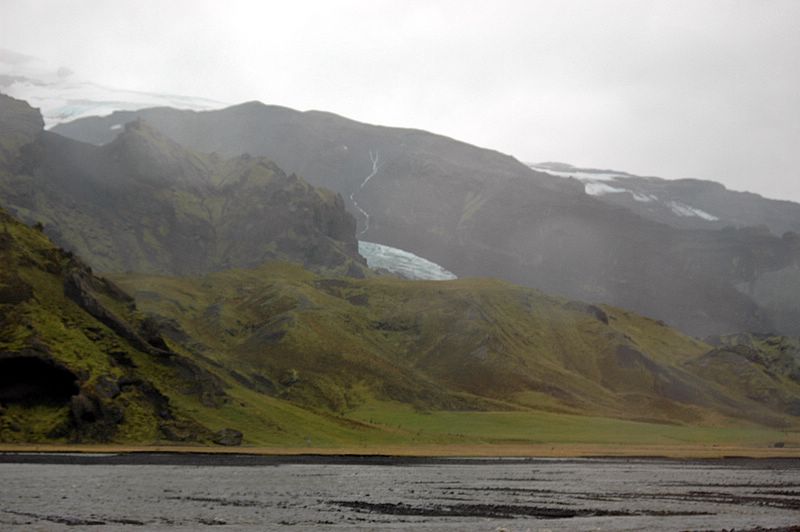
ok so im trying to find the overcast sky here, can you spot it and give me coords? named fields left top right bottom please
left=2, top=0, right=799, bottom=201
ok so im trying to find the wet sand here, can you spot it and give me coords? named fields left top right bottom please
left=1, top=453, right=799, bottom=531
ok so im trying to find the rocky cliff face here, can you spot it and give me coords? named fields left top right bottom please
left=0, top=206, right=224, bottom=443
left=0, top=94, right=364, bottom=277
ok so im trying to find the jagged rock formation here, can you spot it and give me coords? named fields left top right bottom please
left=0, top=206, right=225, bottom=442
left=0, top=94, right=364, bottom=276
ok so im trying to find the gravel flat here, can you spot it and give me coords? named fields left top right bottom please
left=1, top=454, right=799, bottom=531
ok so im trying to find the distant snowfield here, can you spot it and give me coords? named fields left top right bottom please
left=0, top=50, right=224, bottom=128
left=534, top=168, right=632, bottom=182
left=529, top=163, right=719, bottom=222
left=359, top=241, right=457, bottom=281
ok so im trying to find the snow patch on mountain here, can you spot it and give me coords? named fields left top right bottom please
left=584, top=183, right=629, bottom=196
left=535, top=168, right=631, bottom=182
left=529, top=162, right=718, bottom=222
left=585, top=182, right=659, bottom=203
left=359, top=241, right=456, bottom=281
left=667, top=201, right=719, bottom=221
left=632, top=192, right=657, bottom=203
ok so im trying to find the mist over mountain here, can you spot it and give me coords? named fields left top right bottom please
left=0, top=94, right=364, bottom=277
left=0, top=48, right=223, bottom=127
left=54, top=103, right=800, bottom=337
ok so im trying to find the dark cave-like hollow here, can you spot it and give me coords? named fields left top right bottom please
left=0, top=356, right=79, bottom=405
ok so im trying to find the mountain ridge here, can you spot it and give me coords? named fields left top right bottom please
left=0, top=93, right=365, bottom=277
left=530, top=162, right=800, bottom=235
left=52, top=101, right=800, bottom=337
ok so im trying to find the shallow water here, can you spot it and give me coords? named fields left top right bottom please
left=1, top=455, right=798, bottom=531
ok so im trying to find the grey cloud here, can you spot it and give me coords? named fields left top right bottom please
left=1, top=0, right=798, bottom=200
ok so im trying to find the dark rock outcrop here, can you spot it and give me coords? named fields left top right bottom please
left=564, top=301, right=609, bottom=324
left=212, top=428, right=243, bottom=446
left=63, top=266, right=171, bottom=357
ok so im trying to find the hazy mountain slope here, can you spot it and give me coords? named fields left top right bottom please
left=531, top=162, right=800, bottom=235
left=50, top=101, right=570, bottom=262
left=114, top=262, right=800, bottom=429
left=453, top=177, right=798, bottom=336
left=0, top=94, right=364, bottom=276
left=53, top=103, right=800, bottom=337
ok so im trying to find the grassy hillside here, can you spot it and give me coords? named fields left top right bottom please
left=114, top=261, right=800, bottom=440
left=0, top=206, right=382, bottom=445
left=2, top=202, right=799, bottom=448
left=1, top=205, right=208, bottom=442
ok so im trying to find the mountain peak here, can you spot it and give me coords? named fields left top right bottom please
left=0, top=92, right=44, bottom=163
left=104, top=118, right=208, bottom=185
left=113, top=118, right=181, bottom=150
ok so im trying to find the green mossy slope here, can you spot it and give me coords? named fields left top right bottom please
left=114, top=262, right=800, bottom=433
left=2, top=204, right=799, bottom=447
left=0, top=207, right=378, bottom=445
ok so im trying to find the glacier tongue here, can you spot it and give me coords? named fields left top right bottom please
left=358, top=241, right=456, bottom=281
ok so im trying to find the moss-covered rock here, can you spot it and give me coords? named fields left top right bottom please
left=0, top=206, right=226, bottom=443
